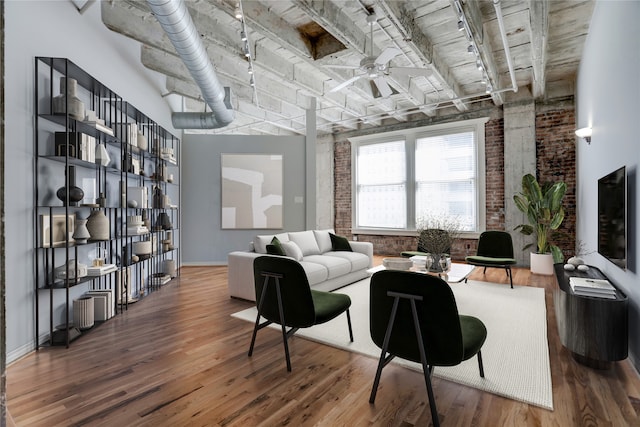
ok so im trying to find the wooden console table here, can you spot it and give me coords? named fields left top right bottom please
left=553, top=263, right=628, bottom=368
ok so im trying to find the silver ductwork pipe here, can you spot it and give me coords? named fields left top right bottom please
left=147, top=0, right=235, bottom=128
left=493, top=0, right=518, bottom=92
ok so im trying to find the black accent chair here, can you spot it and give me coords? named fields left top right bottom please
left=465, top=230, right=517, bottom=289
left=248, top=256, right=354, bottom=372
left=369, top=270, right=487, bottom=427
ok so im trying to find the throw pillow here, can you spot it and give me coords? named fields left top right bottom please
left=269, top=236, right=285, bottom=255
left=313, top=229, right=335, bottom=253
left=330, top=233, right=353, bottom=252
left=288, top=230, right=321, bottom=256
left=281, top=241, right=304, bottom=261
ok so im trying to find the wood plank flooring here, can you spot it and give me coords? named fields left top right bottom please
left=7, top=258, right=640, bottom=426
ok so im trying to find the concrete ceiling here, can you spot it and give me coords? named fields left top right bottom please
left=100, top=0, right=594, bottom=136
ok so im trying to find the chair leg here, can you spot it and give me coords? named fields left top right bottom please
left=410, top=298, right=440, bottom=427
left=369, top=297, right=400, bottom=404
left=477, top=350, right=485, bottom=378
left=346, top=309, right=354, bottom=342
left=483, top=266, right=487, bottom=274
left=506, top=266, right=513, bottom=289
left=274, top=279, right=292, bottom=372
left=248, top=276, right=270, bottom=357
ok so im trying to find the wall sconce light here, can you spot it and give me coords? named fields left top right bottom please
left=575, top=127, right=592, bottom=144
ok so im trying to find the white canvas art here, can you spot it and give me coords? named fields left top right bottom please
left=221, top=154, right=283, bottom=229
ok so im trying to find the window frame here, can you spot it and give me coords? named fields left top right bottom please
left=349, top=118, right=488, bottom=237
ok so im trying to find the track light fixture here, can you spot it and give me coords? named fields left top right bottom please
left=458, top=20, right=465, bottom=31
left=575, top=127, right=592, bottom=144
left=237, top=0, right=259, bottom=106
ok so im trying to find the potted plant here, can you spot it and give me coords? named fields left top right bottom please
left=416, top=213, right=462, bottom=272
left=513, top=173, right=567, bottom=275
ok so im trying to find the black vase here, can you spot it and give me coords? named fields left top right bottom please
left=56, top=165, right=84, bottom=206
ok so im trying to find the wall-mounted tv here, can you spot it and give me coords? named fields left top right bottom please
left=598, top=166, right=627, bottom=269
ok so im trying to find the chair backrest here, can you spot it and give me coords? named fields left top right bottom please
left=417, top=228, right=451, bottom=254
left=253, top=256, right=316, bottom=327
left=369, top=270, right=464, bottom=366
left=477, top=230, right=514, bottom=258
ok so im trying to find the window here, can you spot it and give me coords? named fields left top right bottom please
left=350, top=118, right=487, bottom=235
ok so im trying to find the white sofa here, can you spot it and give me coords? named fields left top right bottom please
left=227, top=229, right=374, bottom=301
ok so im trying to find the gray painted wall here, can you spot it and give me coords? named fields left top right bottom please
left=181, top=134, right=307, bottom=264
left=5, top=1, right=176, bottom=361
left=575, top=1, right=640, bottom=370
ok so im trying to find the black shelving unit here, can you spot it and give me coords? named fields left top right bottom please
left=34, top=57, right=180, bottom=348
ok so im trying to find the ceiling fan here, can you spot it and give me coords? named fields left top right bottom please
left=325, top=12, right=431, bottom=98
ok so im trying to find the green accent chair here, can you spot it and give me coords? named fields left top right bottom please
left=248, top=256, right=354, bottom=372
left=401, top=228, right=450, bottom=258
left=368, top=270, right=487, bottom=427
left=465, top=231, right=517, bottom=289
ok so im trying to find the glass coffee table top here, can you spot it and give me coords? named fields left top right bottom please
left=367, top=262, right=476, bottom=283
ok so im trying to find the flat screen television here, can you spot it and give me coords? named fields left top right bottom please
left=598, top=166, right=627, bottom=269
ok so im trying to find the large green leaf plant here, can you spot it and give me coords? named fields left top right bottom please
left=513, top=173, right=567, bottom=263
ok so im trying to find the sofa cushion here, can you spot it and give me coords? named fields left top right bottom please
left=324, top=251, right=371, bottom=271
left=330, top=233, right=352, bottom=251
left=281, top=241, right=303, bottom=261
left=313, top=229, right=335, bottom=253
left=303, top=255, right=351, bottom=278
left=254, top=233, right=289, bottom=254
left=299, top=261, right=329, bottom=285
left=266, top=244, right=285, bottom=256
left=288, top=230, right=321, bottom=256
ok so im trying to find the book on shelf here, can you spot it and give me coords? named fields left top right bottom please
left=571, top=288, right=617, bottom=299
left=569, top=277, right=617, bottom=297
left=86, top=264, right=118, bottom=276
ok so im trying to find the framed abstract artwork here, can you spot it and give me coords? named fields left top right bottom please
left=221, top=154, right=283, bottom=229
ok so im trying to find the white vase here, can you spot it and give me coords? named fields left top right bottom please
left=86, top=210, right=110, bottom=241
left=73, top=296, right=94, bottom=330
left=530, top=252, right=554, bottom=275
left=95, top=144, right=111, bottom=167
left=72, top=218, right=90, bottom=244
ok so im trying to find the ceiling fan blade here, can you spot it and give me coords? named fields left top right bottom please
left=323, top=64, right=361, bottom=70
left=373, top=76, right=393, bottom=98
left=375, top=47, right=401, bottom=65
left=387, top=67, right=432, bottom=78
left=330, top=74, right=366, bottom=93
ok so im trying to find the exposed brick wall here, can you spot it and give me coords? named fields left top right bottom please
left=485, top=118, right=505, bottom=230
left=535, top=107, right=577, bottom=260
left=333, top=102, right=577, bottom=261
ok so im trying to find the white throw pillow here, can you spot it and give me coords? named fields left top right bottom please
left=288, top=230, right=321, bottom=256
left=281, top=241, right=303, bottom=261
left=254, top=233, right=289, bottom=254
left=313, top=229, right=335, bottom=253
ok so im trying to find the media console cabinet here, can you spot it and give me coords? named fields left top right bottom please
left=554, top=263, right=628, bottom=368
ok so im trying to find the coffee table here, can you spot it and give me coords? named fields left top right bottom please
left=367, top=262, right=475, bottom=283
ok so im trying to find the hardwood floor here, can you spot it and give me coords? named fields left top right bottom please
left=7, top=258, right=640, bottom=426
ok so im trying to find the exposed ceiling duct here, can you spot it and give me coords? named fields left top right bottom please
left=146, top=0, right=235, bottom=129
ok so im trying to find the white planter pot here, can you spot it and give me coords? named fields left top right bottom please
left=530, top=252, right=554, bottom=275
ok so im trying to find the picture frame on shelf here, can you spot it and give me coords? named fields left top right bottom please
left=40, top=214, right=76, bottom=248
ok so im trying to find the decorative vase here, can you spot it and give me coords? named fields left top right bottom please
left=52, top=77, right=85, bottom=120
left=156, top=212, right=172, bottom=230
left=73, top=296, right=94, bottom=330
left=86, top=210, right=110, bottom=241
left=137, top=132, right=148, bottom=151
left=95, top=144, right=111, bottom=167
left=152, top=186, right=166, bottom=208
left=56, top=165, right=84, bottom=206
left=72, top=217, right=90, bottom=244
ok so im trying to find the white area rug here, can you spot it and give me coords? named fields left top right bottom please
left=231, top=278, right=553, bottom=410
